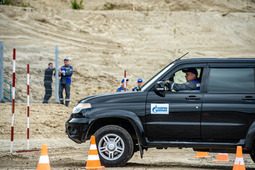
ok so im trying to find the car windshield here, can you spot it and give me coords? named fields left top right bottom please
left=141, top=62, right=175, bottom=91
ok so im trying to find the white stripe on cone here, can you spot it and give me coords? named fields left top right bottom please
left=39, top=155, right=50, bottom=164
left=88, top=155, right=100, bottom=160
left=234, top=157, right=244, bottom=165
left=90, top=144, right=97, bottom=150
left=218, top=153, right=228, bottom=155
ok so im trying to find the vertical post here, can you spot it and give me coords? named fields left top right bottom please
left=27, top=64, right=29, bottom=150
left=124, top=70, right=126, bottom=92
left=0, top=41, right=3, bottom=102
left=55, top=46, right=59, bottom=103
left=10, top=48, right=16, bottom=154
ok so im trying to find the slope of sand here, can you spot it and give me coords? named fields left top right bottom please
left=0, top=0, right=255, bottom=169
left=1, top=1, right=255, bottom=104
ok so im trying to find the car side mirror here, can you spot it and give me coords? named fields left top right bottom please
left=153, top=81, right=166, bottom=97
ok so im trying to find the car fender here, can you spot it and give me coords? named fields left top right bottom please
left=86, top=109, right=146, bottom=146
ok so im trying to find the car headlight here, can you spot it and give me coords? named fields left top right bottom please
left=72, top=103, right=92, bottom=114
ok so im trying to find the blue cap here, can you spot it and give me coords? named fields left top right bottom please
left=137, top=78, right=143, bottom=83
left=64, top=58, right=69, bottom=61
left=182, top=68, right=198, bottom=76
left=121, top=79, right=129, bottom=83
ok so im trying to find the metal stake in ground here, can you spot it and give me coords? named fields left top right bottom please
left=124, top=70, right=127, bottom=92
left=10, top=48, right=16, bottom=154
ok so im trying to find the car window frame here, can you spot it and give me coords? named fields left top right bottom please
left=149, top=63, right=207, bottom=93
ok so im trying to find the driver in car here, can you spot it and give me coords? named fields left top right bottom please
left=165, top=68, right=200, bottom=91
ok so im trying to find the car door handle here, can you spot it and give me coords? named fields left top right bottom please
left=185, top=96, right=201, bottom=101
left=242, top=96, right=255, bottom=101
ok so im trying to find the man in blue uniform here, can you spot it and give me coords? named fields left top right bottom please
left=165, top=68, right=200, bottom=91
left=132, top=78, right=143, bottom=91
left=59, top=58, right=73, bottom=106
left=116, top=79, right=129, bottom=92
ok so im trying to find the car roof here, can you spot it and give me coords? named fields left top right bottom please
left=176, top=58, right=255, bottom=64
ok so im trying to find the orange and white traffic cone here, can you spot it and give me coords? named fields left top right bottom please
left=233, top=146, right=245, bottom=170
left=85, top=136, right=105, bottom=170
left=193, top=151, right=209, bottom=158
left=214, top=153, right=230, bottom=162
left=37, top=144, right=50, bottom=170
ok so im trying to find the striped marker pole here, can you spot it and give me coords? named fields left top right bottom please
left=27, top=64, right=30, bottom=150
left=124, top=70, right=127, bottom=92
left=10, top=48, right=16, bottom=154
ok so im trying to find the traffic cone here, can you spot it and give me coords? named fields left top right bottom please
left=214, top=153, right=230, bottom=162
left=37, top=144, right=50, bottom=170
left=193, top=151, right=209, bottom=158
left=85, top=136, right=105, bottom=169
left=233, top=146, right=245, bottom=170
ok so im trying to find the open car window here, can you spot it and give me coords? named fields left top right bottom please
left=166, top=68, right=202, bottom=93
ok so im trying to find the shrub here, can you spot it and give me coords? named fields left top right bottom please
left=72, top=0, right=84, bottom=10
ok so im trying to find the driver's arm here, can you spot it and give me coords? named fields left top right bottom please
left=166, top=81, right=197, bottom=91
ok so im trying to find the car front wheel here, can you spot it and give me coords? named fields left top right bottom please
left=94, top=125, right=134, bottom=167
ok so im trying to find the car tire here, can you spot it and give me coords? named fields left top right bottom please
left=94, top=125, right=134, bottom=167
left=250, top=143, right=255, bottom=163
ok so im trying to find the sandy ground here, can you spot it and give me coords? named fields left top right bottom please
left=1, top=0, right=255, bottom=169
left=1, top=104, right=255, bottom=169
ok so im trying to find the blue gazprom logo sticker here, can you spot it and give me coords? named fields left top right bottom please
left=151, top=104, right=169, bottom=114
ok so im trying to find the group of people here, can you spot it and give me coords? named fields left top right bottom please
left=116, top=78, right=143, bottom=92
left=43, top=57, right=199, bottom=106
left=43, top=58, right=73, bottom=106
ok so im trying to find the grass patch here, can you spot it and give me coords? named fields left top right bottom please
left=103, top=3, right=115, bottom=10
left=72, top=0, right=84, bottom=10
left=0, top=0, right=30, bottom=7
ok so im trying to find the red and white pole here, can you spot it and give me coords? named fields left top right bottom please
left=27, top=64, right=30, bottom=150
left=10, top=48, right=16, bottom=154
left=124, top=70, right=127, bottom=92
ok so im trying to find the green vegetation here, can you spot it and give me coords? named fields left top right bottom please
left=103, top=3, right=115, bottom=10
left=72, top=0, right=84, bottom=10
left=0, top=0, right=30, bottom=7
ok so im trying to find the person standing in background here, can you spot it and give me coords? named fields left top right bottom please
left=116, top=79, right=129, bottom=92
left=43, top=63, right=54, bottom=103
left=59, top=58, right=73, bottom=106
left=132, top=78, right=143, bottom=91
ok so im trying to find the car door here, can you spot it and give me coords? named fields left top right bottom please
left=201, top=65, right=255, bottom=143
left=145, top=64, right=206, bottom=142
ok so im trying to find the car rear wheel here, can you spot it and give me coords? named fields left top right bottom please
left=94, top=125, right=134, bottom=167
left=250, top=143, right=255, bottom=163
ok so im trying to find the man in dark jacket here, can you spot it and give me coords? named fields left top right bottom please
left=43, top=63, right=55, bottom=103
left=59, top=58, right=73, bottom=106
left=165, top=68, right=200, bottom=91
left=132, top=78, right=143, bottom=91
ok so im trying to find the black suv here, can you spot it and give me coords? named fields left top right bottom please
left=66, top=58, right=255, bottom=166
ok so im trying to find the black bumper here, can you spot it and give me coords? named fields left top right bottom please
left=65, top=117, right=89, bottom=143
